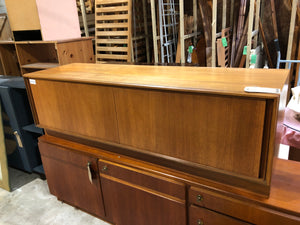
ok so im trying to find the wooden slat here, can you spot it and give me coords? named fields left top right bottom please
left=97, top=38, right=128, bottom=44
left=97, top=54, right=128, bottom=60
left=96, top=23, right=128, bottom=29
left=97, top=31, right=129, bottom=36
left=97, top=46, right=128, bottom=52
left=96, top=0, right=128, bottom=5
left=96, top=14, right=129, bottom=21
left=286, top=0, right=298, bottom=69
left=21, top=62, right=59, bottom=69
left=97, top=5, right=128, bottom=13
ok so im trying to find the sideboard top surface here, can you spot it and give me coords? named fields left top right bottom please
left=23, top=63, right=289, bottom=98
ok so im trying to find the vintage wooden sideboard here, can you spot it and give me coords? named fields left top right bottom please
left=23, top=63, right=300, bottom=224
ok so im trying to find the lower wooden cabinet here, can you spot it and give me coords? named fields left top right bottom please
left=98, top=159, right=187, bottom=225
left=38, top=141, right=105, bottom=218
left=38, top=135, right=300, bottom=225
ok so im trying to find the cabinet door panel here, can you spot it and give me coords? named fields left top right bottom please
left=190, top=205, right=251, bottom=225
left=39, top=141, right=105, bottom=218
left=99, top=160, right=186, bottom=225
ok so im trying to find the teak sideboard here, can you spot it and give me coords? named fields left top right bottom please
left=23, top=63, right=300, bottom=224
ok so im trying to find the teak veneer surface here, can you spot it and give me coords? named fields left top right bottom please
left=24, top=63, right=289, bottom=196
left=23, top=63, right=289, bottom=98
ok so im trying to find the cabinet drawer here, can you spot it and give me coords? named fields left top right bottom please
left=39, top=140, right=95, bottom=169
left=190, top=205, right=251, bottom=225
left=98, top=159, right=185, bottom=200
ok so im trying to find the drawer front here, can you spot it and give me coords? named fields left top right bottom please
left=98, top=159, right=186, bottom=200
left=39, top=140, right=95, bottom=169
left=189, top=205, right=251, bottom=225
left=189, top=186, right=300, bottom=225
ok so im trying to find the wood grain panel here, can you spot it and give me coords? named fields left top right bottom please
left=189, top=205, right=251, bottom=225
left=30, top=80, right=119, bottom=143
left=39, top=141, right=105, bottom=218
left=100, top=173, right=186, bottom=225
left=114, top=87, right=266, bottom=178
left=56, top=39, right=94, bottom=64
left=23, top=63, right=289, bottom=99
left=5, top=0, right=40, bottom=31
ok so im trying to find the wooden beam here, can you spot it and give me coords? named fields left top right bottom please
left=0, top=104, right=10, bottom=191
left=222, top=0, right=227, bottom=29
left=212, top=0, right=217, bottom=67
left=259, top=19, right=273, bottom=68
left=253, top=0, right=261, bottom=48
left=286, top=0, right=298, bottom=69
left=246, top=0, right=255, bottom=68
left=270, top=0, right=278, bottom=39
left=236, top=0, right=247, bottom=50
left=150, top=0, right=158, bottom=63
left=193, top=0, right=198, bottom=45
left=80, top=0, right=89, bottom=37
left=234, top=15, right=249, bottom=67
left=142, top=0, right=150, bottom=63
left=180, top=0, right=185, bottom=63
left=198, top=0, right=212, bottom=66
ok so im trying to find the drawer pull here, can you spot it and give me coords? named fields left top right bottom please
left=87, top=162, right=93, bottom=184
left=197, top=194, right=203, bottom=202
left=102, top=165, right=108, bottom=172
left=14, top=131, right=23, bottom=148
left=197, top=219, right=204, bottom=225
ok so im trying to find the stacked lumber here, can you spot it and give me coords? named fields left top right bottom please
left=95, top=0, right=132, bottom=63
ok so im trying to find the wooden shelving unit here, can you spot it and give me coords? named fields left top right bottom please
left=14, top=38, right=94, bottom=75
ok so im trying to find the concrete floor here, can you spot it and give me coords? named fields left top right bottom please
left=0, top=172, right=110, bottom=225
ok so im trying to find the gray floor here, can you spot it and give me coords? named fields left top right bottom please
left=0, top=173, right=110, bottom=225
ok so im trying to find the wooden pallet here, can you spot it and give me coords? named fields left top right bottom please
left=95, top=0, right=132, bottom=63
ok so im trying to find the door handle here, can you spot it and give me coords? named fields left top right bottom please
left=87, top=162, right=93, bottom=184
left=13, top=131, right=23, bottom=148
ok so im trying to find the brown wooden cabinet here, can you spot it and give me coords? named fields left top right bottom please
left=24, top=64, right=300, bottom=224
left=38, top=140, right=105, bottom=219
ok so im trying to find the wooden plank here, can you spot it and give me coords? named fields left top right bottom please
left=270, top=0, right=278, bottom=39
left=96, top=23, right=129, bottom=29
left=21, top=62, right=59, bottom=69
left=127, top=0, right=132, bottom=62
left=285, top=0, right=298, bottom=69
left=96, top=14, right=129, bottom=21
left=234, top=15, right=249, bottom=67
left=230, top=0, right=235, bottom=28
left=79, top=0, right=89, bottom=37
left=236, top=0, right=247, bottom=50
left=222, top=0, right=227, bottom=29
left=97, top=54, right=128, bottom=60
left=97, top=31, right=129, bottom=36
left=95, top=0, right=128, bottom=5
left=97, top=5, right=129, bottom=13
left=198, top=0, right=212, bottom=66
left=193, top=0, right=198, bottom=46
left=259, top=19, right=273, bottom=68
left=97, top=46, right=128, bottom=52
left=253, top=0, right=261, bottom=48
left=97, top=38, right=128, bottom=44
left=246, top=0, right=255, bottom=68
left=0, top=104, right=10, bottom=191
left=180, top=0, right=185, bottom=63
left=150, top=0, right=158, bottom=63
left=142, top=0, right=150, bottom=63
left=212, top=0, right=217, bottom=67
